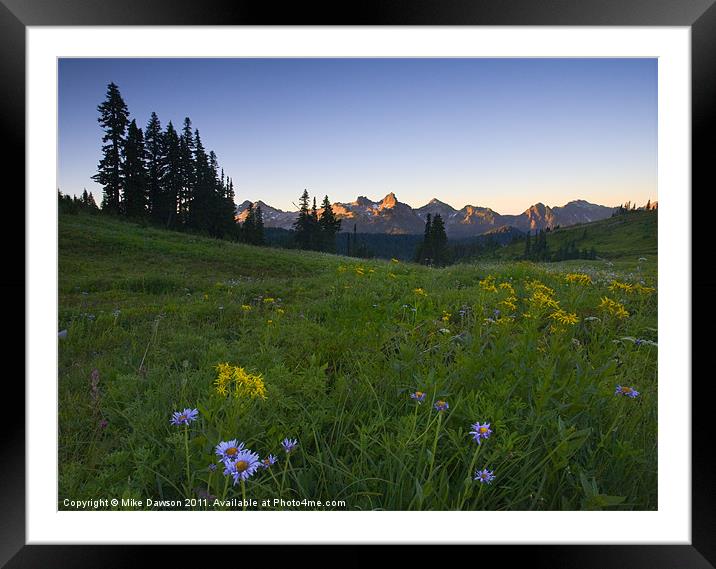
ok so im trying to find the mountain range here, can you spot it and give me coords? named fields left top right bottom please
left=235, top=193, right=619, bottom=237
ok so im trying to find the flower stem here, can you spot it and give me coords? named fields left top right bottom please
left=241, top=479, right=247, bottom=511
left=425, top=412, right=443, bottom=485
left=457, top=444, right=482, bottom=509
left=183, top=424, right=191, bottom=498
left=280, top=454, right=291, bottom=497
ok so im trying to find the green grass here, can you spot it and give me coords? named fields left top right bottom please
left=59, top=212, right=657, bottom=511
left=494, top=210, right=658, bottom=267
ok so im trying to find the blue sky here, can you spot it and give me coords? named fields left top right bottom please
left=58, top=58, right=656, bottom=213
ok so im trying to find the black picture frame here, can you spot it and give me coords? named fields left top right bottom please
left=5, top=0, right=713, bottom=566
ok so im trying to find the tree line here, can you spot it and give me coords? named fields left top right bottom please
left=92, top=82, right=237, bottom=238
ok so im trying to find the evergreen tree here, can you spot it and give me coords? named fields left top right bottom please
left=415, top=213, right=433, bottom=264
left=178, top=118, right=195, bottom=227
left=144, top=112, right=164, bottom=221
left=161, top=121, right=182, bottom=229
left=242, top=201, right=256, bottom=243
left=254, top=204, right=265, bottom=245
left=121, top=119, right=148, bottom=218
left=293, top=189, right=312, bottom=249
left=309, top=197, right=320, bottom=250
left=92, top=82, right=129, bottom=213
left=86, top=191, right=99, bottom=211
left=524, top=231, right=531, bottom=259
left=318, top=195, right=341, bottom=252
left=429, top=214, right=449, bottom=265
left=188, top=129, right=211, bottom=232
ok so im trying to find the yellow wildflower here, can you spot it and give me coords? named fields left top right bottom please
left=263, top=297, right=276, bottom=304
left=414, top=288, right=428, bottom=297
left=442, top=311, right=451, bottom=322
left=598, top=297, right=630, bottom=319
left=241, top=304, right=252, bottom=311
left=633, top=283, right=656, bottom=295
left=530, top=290, right=560, bottom=309
left=499, top=282, right=515, bottom=295
left=548, top=308, right=579, bottom=325
left=609, top=280, right=634, bottom=294
left=565, top=273, right=592, bottom=285
left=391, top=258, right=400, bottom=263
left=479, top=276, right=498, bottom=293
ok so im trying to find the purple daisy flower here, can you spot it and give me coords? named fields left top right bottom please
left=223, top=448, right=261, bottom=484
left=215, top=439, right=245, bottom=462
left=434, top=400, right=449, bottom=412
left=474, top=468, right=496, bottom=484
left=208, top=463, right=218, bottom=472
left=615, top=385, right=640, bottom=398
left=410, top=391, right=427, bottom=403
left=170, top=408, right=199, bottom=426
left=260, top=454, right=278, bottom=469
left=469, top=421, right=493, bottom=444
left=281, top=438, right=299, bottom=454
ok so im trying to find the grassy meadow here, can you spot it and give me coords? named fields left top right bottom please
left=58, top=212, right=657, bottom=510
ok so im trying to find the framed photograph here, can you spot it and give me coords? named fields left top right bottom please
left=7, top=0, right=713, bottom=566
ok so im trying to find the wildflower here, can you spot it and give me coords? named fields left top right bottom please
left=414, top=288, right=427, bottom=297
left=633, top=283, right=656, bottom=295
left=442, top=311, right=451, bottom=322
left=610, top=280, right=637, bottom=294
left=438, top=328, right=451, bottom=334
left=479, top=276, right=498, bottom=293
left=223, top=448, right=261, bottom=484
left=208, top=463, right=218, bottom=472
left=499, top=282, right=515, bottom=295
left=170, top=408, right=199, bottom=426
left=260, top=454, right=278, bottom=469
left=276, top=308, right=285, bottom=315
left=215, top=439, right=245, bottom=462
left=99, top=419, right=109, bottom=429
left=388, top=272, right=397, bottom=279
left=548, top=309, right=579, bottom=325
left=530, top=290, right=560, bottom=309
left=469, top=422, right=493, bottom=445
left=410, top=391, right=427, bottom=403
left=598, top=297, right=630, bottom=319
left=391, top=258, right=400, bottom=263
left=615, top=385, right=640, bottom=398
left=281, top=438, right=299, bottom=454
left=474, top=468, right=496, bottom=484
left=434, top=400, right=449, bottom=412
left=565, top=273, right=593, bottom=285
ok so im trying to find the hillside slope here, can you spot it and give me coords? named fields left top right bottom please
left=495, top=211, right=657, bottom=261
left=58, top=213, right=657, bottom=511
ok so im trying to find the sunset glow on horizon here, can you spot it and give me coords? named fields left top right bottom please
left=58, top=58, right=657, bottom=214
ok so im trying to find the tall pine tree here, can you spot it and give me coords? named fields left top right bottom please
left=318, top=195, right=341, bottom=252
left=92, top=82, right=129, bottom=214
left=160, top=121, right=182, bottom=229
left=293, top=189, right=312, bottom=249
left=121, top=119, right=148, bottom=218
left=144, top=112, right=164, bottom=221
left=178, top=118, right=195, bottom=227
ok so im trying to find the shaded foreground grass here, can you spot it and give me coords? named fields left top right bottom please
left=59, top=213, right=657, bottom=510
